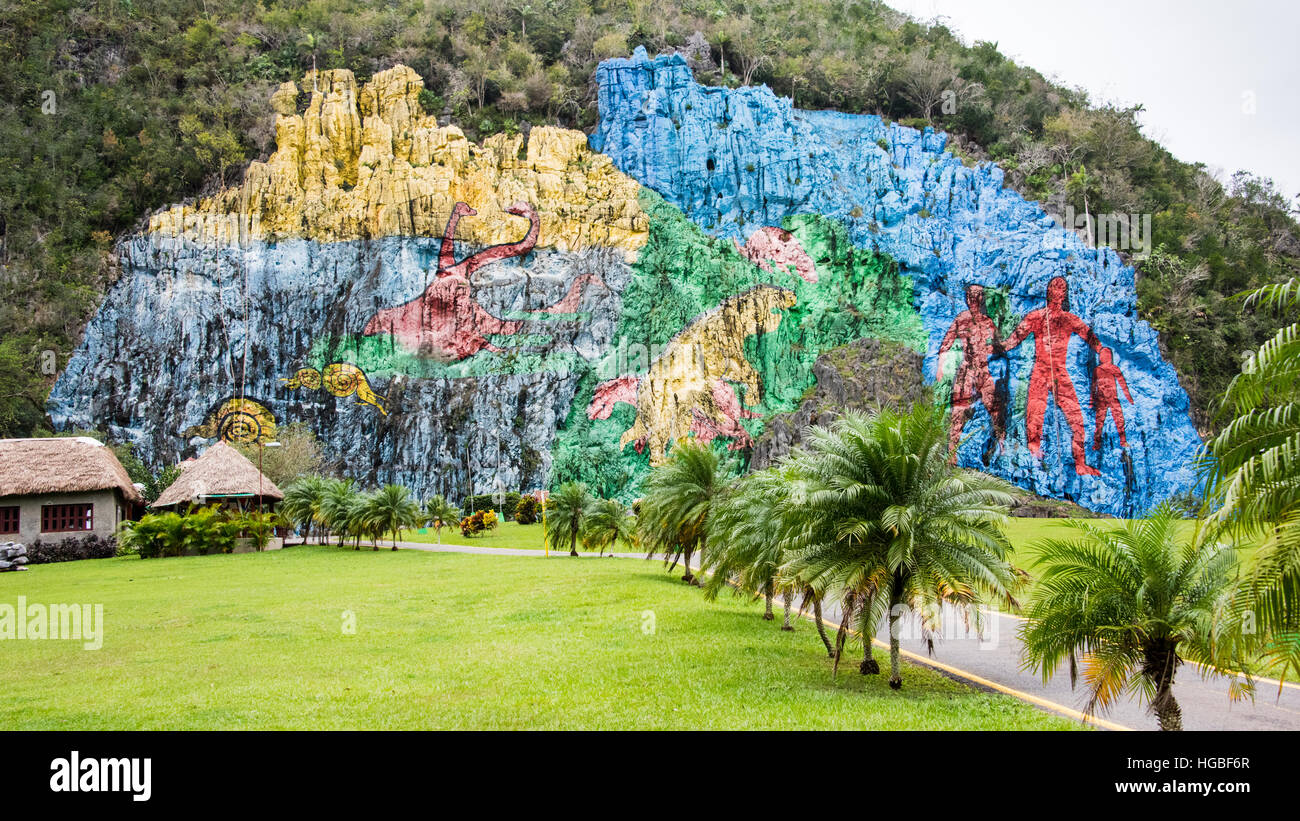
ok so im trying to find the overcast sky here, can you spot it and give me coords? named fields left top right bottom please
left=885, top=0, right=1300, bottom=201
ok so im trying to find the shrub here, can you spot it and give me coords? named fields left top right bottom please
left=514, top=495, right=539, bottom=525
left=463, top=492, right=522, bottom=520
left=482, top=510, right=498, bottom=530
left=26, top=535, right=119, bottom=564
left=117, top=505, right=261, bottom=558
left=460, top=510, right=487, bottom=538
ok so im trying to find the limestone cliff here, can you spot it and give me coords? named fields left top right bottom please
left=49, top=56, right=1203, bottom=516
left=149, top=66, right=647, bottom=256
left=749, top=338, right=929, bottom=470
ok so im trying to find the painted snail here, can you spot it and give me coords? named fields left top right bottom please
left=283, top=363, right=388, bottom=415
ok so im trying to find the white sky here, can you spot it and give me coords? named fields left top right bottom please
left=885, top=0, right=1300, bottom=201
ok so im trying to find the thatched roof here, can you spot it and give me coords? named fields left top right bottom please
left=0, top=437, right=144, bottom=503
left=152, top=441, right=284, bottom=509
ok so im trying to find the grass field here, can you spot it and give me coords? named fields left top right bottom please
left=395, top=520, right=549, bottom=550
left=0, top=546, right=1079, bottom=730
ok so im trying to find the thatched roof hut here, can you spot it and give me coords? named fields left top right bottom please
left=152, top=441, right=283, bottom=510
left=0, top=437, right=143, bottom=503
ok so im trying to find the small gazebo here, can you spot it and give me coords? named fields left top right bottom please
left=152, top=441, right=283, bottom=512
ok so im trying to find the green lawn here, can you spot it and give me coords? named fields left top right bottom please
left=396, top=520, right=551, bottom=550
left=0, top=546, right=1078, bottom=730
left=1001, top=517, right=1204, bottom=606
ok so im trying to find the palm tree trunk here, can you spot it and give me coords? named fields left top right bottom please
left=682, top=545, right=694, bottom=583
left=888, top=604, right=902, bottom=689
left=860, top=642, right=880, bottom=675
left=781, top=589, right=794, bottom=631
left=763, top=587, right=774, bottom=620
left=812, top=595, right=834, bottom=657
left=1147, top=644, right=1183, bottom=731
left=1155, top=687, right=1183, bottom=731
left=569, top=529, right=578, bottom=557
left=391, top=528, right=398, bottom=550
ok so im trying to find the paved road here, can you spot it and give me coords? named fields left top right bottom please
left=390, top=540, right=1300, bottom=730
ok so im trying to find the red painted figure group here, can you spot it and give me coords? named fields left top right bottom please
left=939, top=275, right=1131, bottom=477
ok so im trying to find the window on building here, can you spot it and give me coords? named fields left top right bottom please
left=41, top=503, right=93, bottom=533
left=0, top=506, right=18, bottom=534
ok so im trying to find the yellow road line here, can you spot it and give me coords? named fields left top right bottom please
left=1188, top=661, right=1300, bottom=693
left=806, top=611, right=1132, bottom=731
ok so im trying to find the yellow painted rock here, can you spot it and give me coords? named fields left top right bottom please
left=183, top=398, right=278, bottom=446
left=620, top=285, right=797, bottom=464
left=147, top=65, right=648, bottom=259
left=282, top=367, right=323, bottom=390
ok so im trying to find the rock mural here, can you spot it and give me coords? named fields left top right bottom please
left=48, top=53, right=1202, bottom=516
left=591, top=48, right=1202, bottom=515
left=182, top=398, right=278, bottom=446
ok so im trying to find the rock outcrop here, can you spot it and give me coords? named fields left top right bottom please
left=149, top=66, right=647, bottom=255
left=750, top=338, right=929, bottom=470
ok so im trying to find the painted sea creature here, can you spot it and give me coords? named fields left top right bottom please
left=362, top=201, right=601, bottom=361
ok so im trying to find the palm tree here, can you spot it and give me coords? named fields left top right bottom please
left=423, top=495, right=462, bottom=545
left=366, top=484, right=423, bottom=550
left=581, top=498, right=635, bottom=556
left=705, top=467, right=835, bottom=652
left=343, top=492, right=372, bottom=550
left=281, top=475, right=328, bottom=544
left=706, top=470, right=783, bottom=618
left=1203, top=276, right=1300, bottom=679
left=638, top=440, right=738, bottom=584
left=320, top=478, right=357, bottom=547
left=1019, top=505, right=1245, bottom=730
left=782, top=405, right=1018, bottom=689
left=712, top=467, right=832, bottom=654
left=546, top=482, right=593, bottom=556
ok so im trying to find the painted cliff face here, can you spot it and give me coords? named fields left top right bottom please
left=592, top=48, right=1202, bottom=515
left=50, top=56, right=1201, bottom=516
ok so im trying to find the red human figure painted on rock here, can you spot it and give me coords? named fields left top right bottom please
left=362, top=201, right=599, bottom=361
left=1091, top=347, right=1132, bottom=451
left=1002, top=275, right=1103, bottom=477
left=937, top=283, right=1006, bottom=464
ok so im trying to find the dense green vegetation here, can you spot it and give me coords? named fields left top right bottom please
left=278, top=475, right=422, bottom=549
left=1, top=0, right=1297, bottom=438
left=1202, top=277, right=1300, bottom=680
left=117, top=505, right=280, bottom=557
left=0, top=547, right=1080, bottom=729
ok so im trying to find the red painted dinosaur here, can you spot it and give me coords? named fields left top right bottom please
left=363, top=201, right=599, bottom=361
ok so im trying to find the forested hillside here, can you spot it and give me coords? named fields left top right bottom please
left=2, top=0, right=1296, bottom=437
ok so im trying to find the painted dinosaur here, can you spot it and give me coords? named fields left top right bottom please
left=362, top=201, right=601, bottom=361
left=587, top=284, right=796, bottom=464
left=734, top=226, right=817, bottom=283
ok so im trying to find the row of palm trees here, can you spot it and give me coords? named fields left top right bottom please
left=636, top=406, right=1026, bottom=691
left=634, top=331, right=1296, bottom=731
left=544, top=483, right=636, bottom=557
left=280, top=476, right=429, bottom=550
